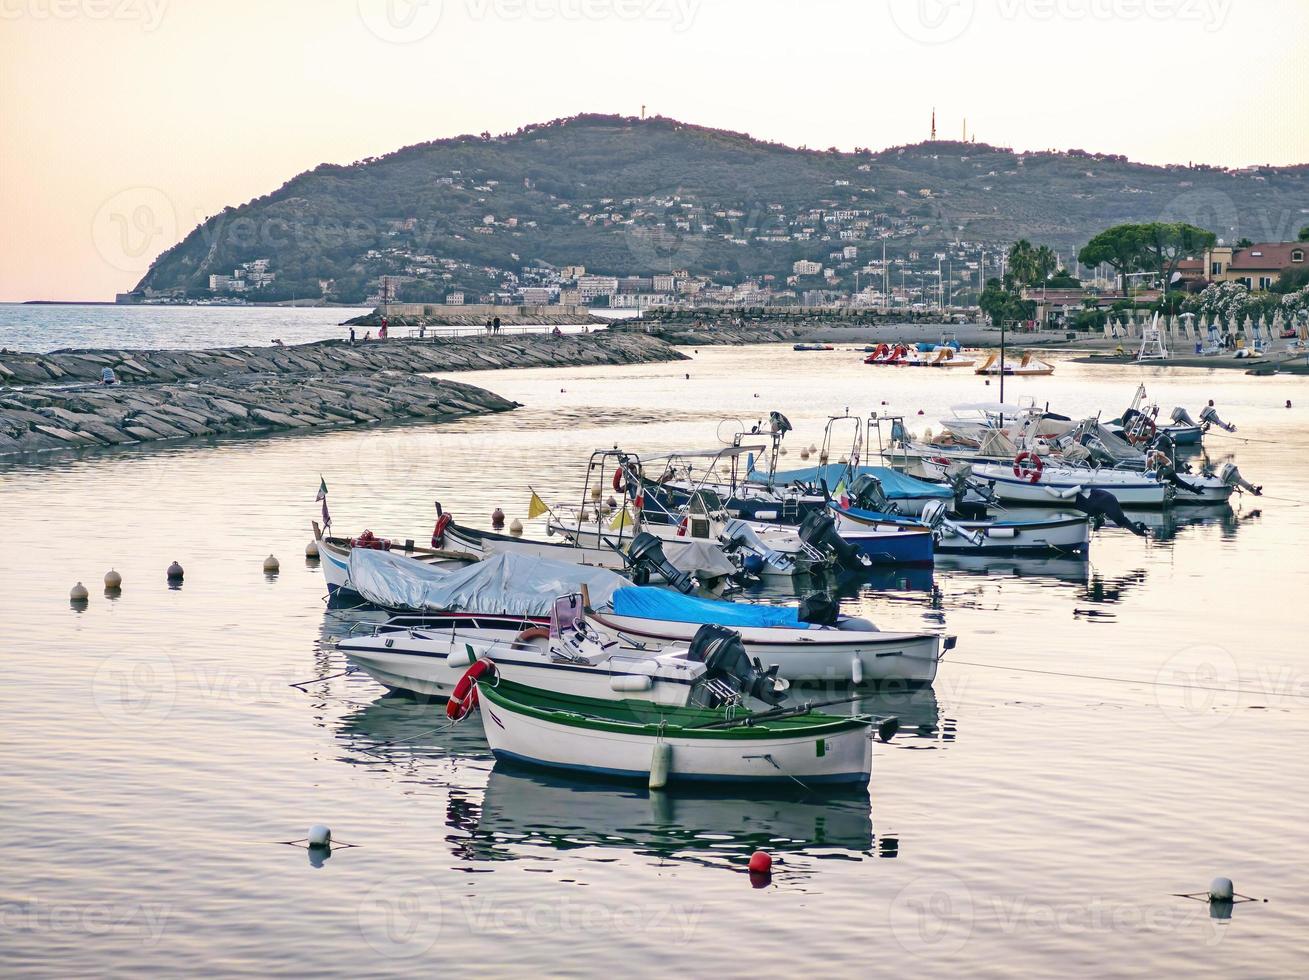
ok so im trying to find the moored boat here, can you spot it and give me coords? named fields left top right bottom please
left=475, top=675, right=888, bottom=787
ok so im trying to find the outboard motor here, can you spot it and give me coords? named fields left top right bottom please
left=920, top=500, right=985, bottom=548
left=799, top=511, right=869, bottom=570
left=847, top=474, right=897, bottom=514
left=1070, top=488, right=1148, bottom=537
left=687, top=624, right=787, bottom=707
left=797, top=591, right=841, bottom=626
left=1200, top=405, right=1237, bottom=433
left=1171, top=407, right=1197, bottom=427
left=1219, top=463, right=1262, bottom=496
left=626, top=532, right=698, bottom=594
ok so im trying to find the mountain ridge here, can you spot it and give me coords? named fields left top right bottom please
left=134, top=114, right=1309, bottom=305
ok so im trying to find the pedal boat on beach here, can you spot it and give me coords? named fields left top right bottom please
left=475, top=675, right=893, bottom=788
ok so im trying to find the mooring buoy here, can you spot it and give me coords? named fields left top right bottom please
left=70, top=582, right=89, bottom=602
left=167, top=561, right=184, bottom=581
left=509, top=519, right=524, bottom=535
left=307, top=824, right=331, bottom=848
left=1209, top=877, right=1235, bottom=902
left=263, top=554, right=280, bottom=574
left=104, top=569, right=122, bottom=590
left=305, top=539, right=320, bottom=558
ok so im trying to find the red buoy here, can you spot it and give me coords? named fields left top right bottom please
left=748, top=850, right=772, bottom=874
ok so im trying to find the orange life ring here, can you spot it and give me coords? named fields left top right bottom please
left=612, top=468, right=625, bottom=492
left=431, top=513, right=451, bottom=549
left=446, top=659, right=495, bottom=721
left=511, top=626, right=551, bottom=650
left=1013, top=451, right=1044, bottom=484
left=1127, top=417, right=1157, bottom=446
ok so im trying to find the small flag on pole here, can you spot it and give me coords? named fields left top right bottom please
left=527, top=491, right=549, bottom=520
left=833, top=479, right=849, bottom=509
left=316, top=477, right=331, bottom=529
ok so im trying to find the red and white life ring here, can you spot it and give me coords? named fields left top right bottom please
left=612, top=468, right=625, bottom=492
left=1013, top=451, right=1044, bottom=484
left=431, top=513, right=451, bottom=549
left=1127, top=417, right=1157, bottom=446
left=446, top=659, right=495, bottom=721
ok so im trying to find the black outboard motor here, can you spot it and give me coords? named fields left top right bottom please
left=626, top=532, right=697, bottom=594
left=1199, top=405, right=1237, bottom=433
left=1070, top=488, right=1148, bottom=537
left=688, top=624, right=787, bottom=707
left=797, top=591, right=841, bottom=626
left=799, top=511, right=869, bottom=569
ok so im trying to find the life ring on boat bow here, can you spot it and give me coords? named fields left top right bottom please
left=1128, top=417, right=1157, bottom=446
left=446, top=659, right=495, bottom=721
left=511, top=626, right=551, bottom=650
left=431, top=513, right=451, bottom=549
left=1013, top=451, right=1044, bottom=484
left=612, top=468, right=626, bottom=492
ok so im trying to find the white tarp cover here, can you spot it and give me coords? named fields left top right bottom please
left=348, top=549, right=629, bottom=615
left=665, top=540, right=738, bottom=580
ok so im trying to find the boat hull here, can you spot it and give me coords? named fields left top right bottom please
left=965, top=465, right=1171, bottom=507
left=591, top=612, right=942, bottom=685
left=477, top=683, right=874, bottom=787
left=834, top=506, right=1090, bottom=555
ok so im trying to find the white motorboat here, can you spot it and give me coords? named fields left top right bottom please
left=335, top=595, right=785, bottom=705
left=590, top=588, right=948, bottom=686
left=312, top=521, right=475, bottom=597
left=833, top=502, right=1091, bottom=555
left=940, top=458, right=1173, bottom=507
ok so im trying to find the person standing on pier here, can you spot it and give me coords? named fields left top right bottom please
left=493, top=316, right=501, bottom=335
left=349, top=326, right=356, bottom=346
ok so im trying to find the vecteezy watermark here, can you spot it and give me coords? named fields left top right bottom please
left=997, top=0, right=1232, bottom=30
left=0, top=0, right=168, bottom=30
left=0, top=900, right=172, bottom=945
left=1154, top=643, right=1308, bottom=730
left=887, top=0, right=977, bottom=45
left=356, top=879, right=703, bottom=959
left=91, top=652, right=178, bottom=727
left=91, top=187, right=177, bottom=275
left=359, top=0, right=699, bottom=42
left=889, top=0, right=1231, bottom=45
left=357, top=0, right=445, bottom=43
left=889, top=873, right=975, bottom=954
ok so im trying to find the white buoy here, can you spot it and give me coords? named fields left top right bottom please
left=1209, top=877, right=1234, bottom=902
left=263, top=554, right=280, bottom=573
left=104, top=569, right=122, bottom=590
left=649, top=741, right=672, bottom=790
left=809, top=444, right=817, bottom=453
left=509, top=519, right=524, bottom=536
left=305, top=539, right=319, bottom=558
left=70, top=582, right=89, bottom=601
left=167, top=560, right=184, bottom=581
left=307, top=824, right=331, bottom=848
left=590, top=485, right=602, bottom=500
left=800, top=448, right=810, bottom=460
left=779, top=446, right=788, bottom=455
left=850, top=655, right=864, bottom=685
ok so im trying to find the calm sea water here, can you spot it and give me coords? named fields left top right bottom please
left=2, top=318, right=1307, bottom=976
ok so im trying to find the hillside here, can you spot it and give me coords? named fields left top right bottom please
left=134, top=114, right=1309, bottom=305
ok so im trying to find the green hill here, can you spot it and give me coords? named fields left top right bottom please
left=135, top=114, right=1308, bottom=304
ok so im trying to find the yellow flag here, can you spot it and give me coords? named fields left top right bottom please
left=609, top=506, right=631, bottom=531
left=527, top=491, right=548, bottom=519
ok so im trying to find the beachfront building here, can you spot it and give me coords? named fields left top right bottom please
left=1178, top=241, right=1307, bottom=292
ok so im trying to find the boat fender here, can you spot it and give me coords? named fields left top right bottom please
left=850, top=655, right=864, bottom=685
left=431, top=513, right=451, bottom=549
left=446, top=645, right=475, bottom=670
left=649, top=741, right=672, bottom=790
left=446, top=660, right=495, bottom=721
left=1013, top=451, right=1044, bottom=484
left=610, top=674, right=654, bottom=693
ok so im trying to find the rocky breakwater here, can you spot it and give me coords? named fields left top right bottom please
left=610, top=321, right=811, bottom=346
left=0, top=332, right=686, bottom=456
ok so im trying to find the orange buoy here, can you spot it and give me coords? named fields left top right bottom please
left=748, top=850, right=772, bottom=874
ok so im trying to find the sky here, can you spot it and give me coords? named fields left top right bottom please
left=1, top=0, right=1307, bottom=301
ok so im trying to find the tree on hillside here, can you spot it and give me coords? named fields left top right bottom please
left=1298, top=226, right=1309, bottom=242
left=1078, top=222, right=1214, bottom=295
left=1079, top=225, right=1144, bottom=294
left=1007, top=239, right=1038, bottom=286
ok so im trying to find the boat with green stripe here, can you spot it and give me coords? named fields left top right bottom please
left=475, top=676, right=890, bottom=788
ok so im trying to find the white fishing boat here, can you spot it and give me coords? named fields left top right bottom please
left=590, top=587, right=948, bottom=686
left=312, top=521, right=476, bottom=597
left=475, top=674, right=890, bottom=788
left=833, top=502, right=1091, bottom=555
left=335, top=594, right=786, bottom=705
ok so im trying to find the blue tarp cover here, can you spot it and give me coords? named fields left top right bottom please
left=756, top=464, right=952, bottom=500
left=610, top=586, right=802, bottom=628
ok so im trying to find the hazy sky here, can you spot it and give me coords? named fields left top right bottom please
left=2, top=0, right=1307, bottom=301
